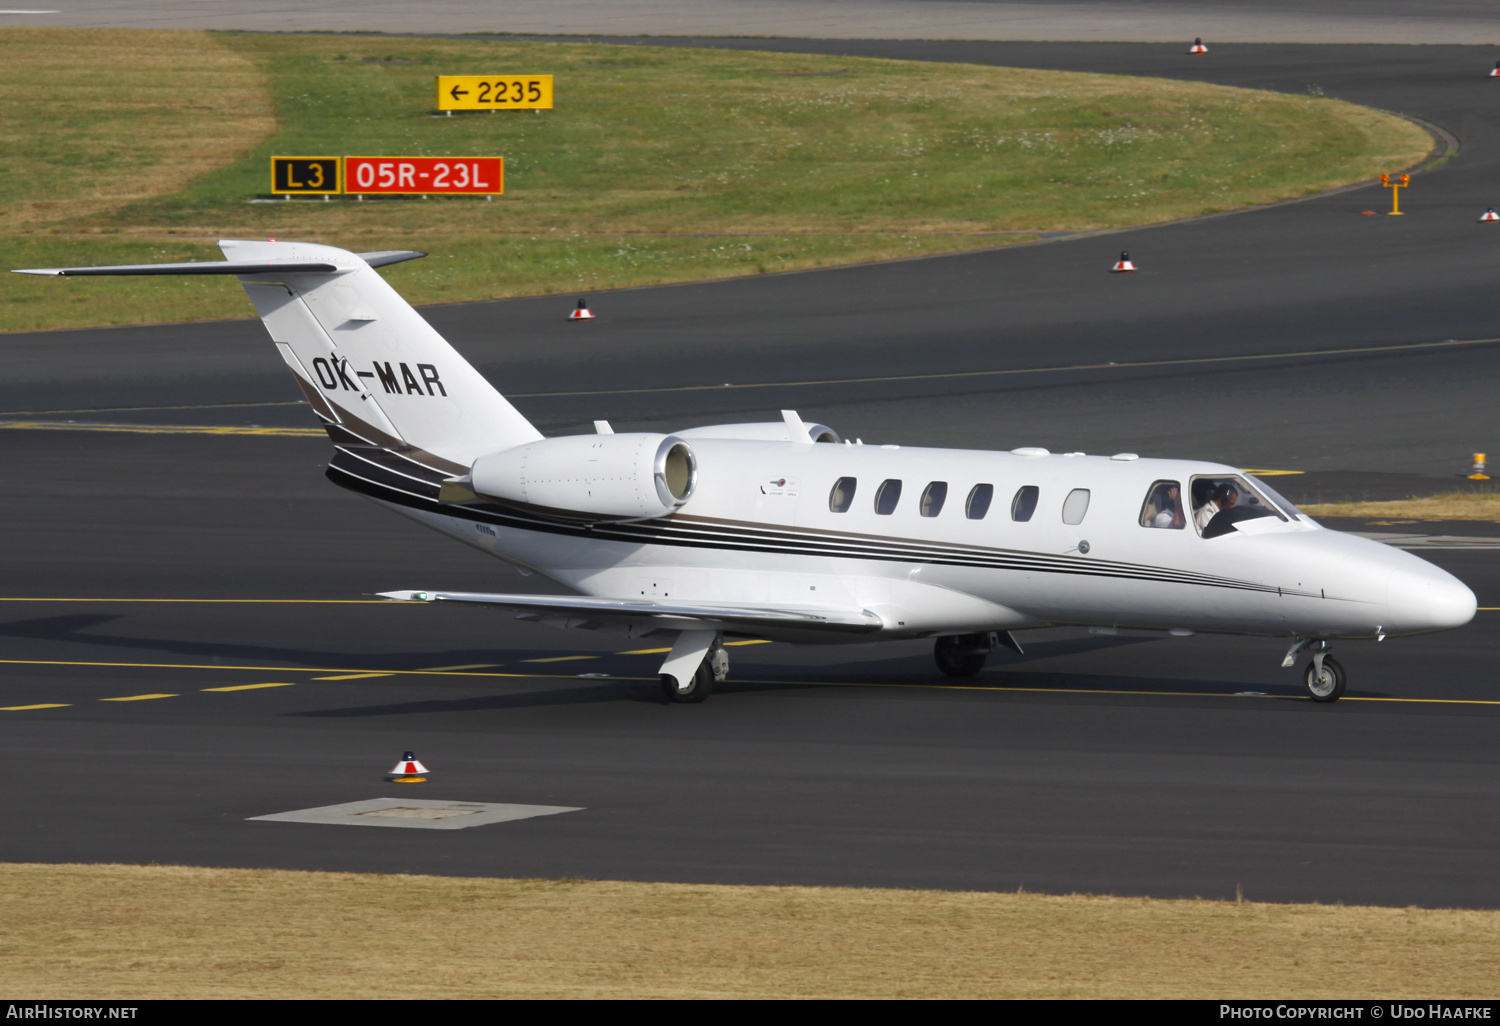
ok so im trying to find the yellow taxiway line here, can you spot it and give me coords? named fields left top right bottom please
left=1, top=657, right=1499, bottom=708
left=0, top=421, right=323, bottom=438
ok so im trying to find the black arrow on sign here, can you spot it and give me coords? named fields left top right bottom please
left=450, top=85, right=469, bottom=100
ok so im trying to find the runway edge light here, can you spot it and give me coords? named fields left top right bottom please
left=387, top=750, right=430, bottom=782
left=1490, top=61, right=1500, bottom=78
left=1111, top=251, right=1137, bottom=273
left=568, top=298, right=594, bottom=321
left=1188, top=38, right=1208, bottom=55
left=1481, top=208, right=1499, bottom=222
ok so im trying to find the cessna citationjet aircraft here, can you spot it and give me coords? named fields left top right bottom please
left=17, top=241, right=1477, bottom=703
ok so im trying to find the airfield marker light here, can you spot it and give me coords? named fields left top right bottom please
left=1482, top=208, right=1500, bottom=222
left=568, top=298, right=595, bottom=321
left=1470, top=453, right=1489, bottom=480
left=1111, top=251, right=1137, bottom=273
left=387, top=750, right=430, bottom=783
left=1491, top=61, right=1500, bottom=78
left=1188, top=38, right=1208, bottom=55
left=1381, top=173, right=1408, bottom=216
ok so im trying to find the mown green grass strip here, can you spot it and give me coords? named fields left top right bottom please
left=2, top=30, right=1431, bottom=331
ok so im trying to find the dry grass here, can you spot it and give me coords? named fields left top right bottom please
left=1302, top=492, right=1500, bottom=522
left=1, top=863, right=1497, bottom=998
left=0, top=28, right=274, bottom=233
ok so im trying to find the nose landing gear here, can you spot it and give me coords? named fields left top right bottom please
left=1284, top=638, right=1346, bottom=702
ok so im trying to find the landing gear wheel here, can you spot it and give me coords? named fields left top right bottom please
left=934, top=634, right=988, bottom=678
left=662, top=659, right=714, bottom=703
left=1303, top=655, right=1346, bottom=702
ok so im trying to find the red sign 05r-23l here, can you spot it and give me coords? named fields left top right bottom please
left=343, top=156, right=503, bottom=195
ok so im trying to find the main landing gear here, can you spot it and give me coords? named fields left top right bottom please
left=934, top=631, right=1024, bottom=678
left=660, top=630, right=729, bottom=703
left=1284, top=638, right=1346, bottom=702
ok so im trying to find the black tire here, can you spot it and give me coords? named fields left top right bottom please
left=934, top=635, right=987, bottom=677
left=661, top=660, right=714, bottom=703
left=1303, top=655, right=1346, bottom=702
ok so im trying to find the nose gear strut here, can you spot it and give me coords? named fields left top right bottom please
left=1283, top=637, right=1345, bottom=702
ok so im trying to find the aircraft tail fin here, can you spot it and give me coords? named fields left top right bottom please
left=15, top=240, right=542, bottom=470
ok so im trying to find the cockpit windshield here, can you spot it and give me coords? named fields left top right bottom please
left=1189, top=474, right=1288, bottom=538
left=1243, top=474, right=1304, bottom=521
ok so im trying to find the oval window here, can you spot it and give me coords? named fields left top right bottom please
left=966, top=483, right=994, bottom=520
left=1011, top=485, right=1039, bottom=522
left=920, top=481, right=948, bottom=518
left=874, top=479, right=903, bottom=515
left=1062, top=488, right=1091, bottom=525
left=828, top=477, right=857, bottom=513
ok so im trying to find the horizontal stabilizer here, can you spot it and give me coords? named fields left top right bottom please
left=378, top=590, right=883, bottom=634
left=11, top=250, right=424, bottom=277
left=358, top=250, right=428, bottom=268
left=12, top=260, right=341, bottom=277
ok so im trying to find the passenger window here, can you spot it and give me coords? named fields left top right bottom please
left=966, top=483, right=994, bottom=520
left=1139, top=480, right=1185, bottom=530
left=1062, top=488, right=1090, bottom=525
left=920, top=481, right=947, bottom=518
left=1011, top=485, right=1039, bottom=522
left=875, top=479, right=903, bottom=515
left=829, top=476, right=857, bottom=513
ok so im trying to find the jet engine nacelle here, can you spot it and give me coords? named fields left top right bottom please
left=469, top=432, right=698, bottom=519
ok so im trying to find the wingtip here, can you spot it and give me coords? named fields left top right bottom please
left=377, top=590, right=432, bottom=602
left=11, top=268, right=63, bottom=276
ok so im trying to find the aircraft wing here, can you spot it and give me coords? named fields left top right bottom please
left=378, top=590, right=883, bottom=634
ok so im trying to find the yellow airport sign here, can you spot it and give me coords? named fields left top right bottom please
left=271, top=156, right=341, bottom=195
left=437, top=74, right=553, bottom=111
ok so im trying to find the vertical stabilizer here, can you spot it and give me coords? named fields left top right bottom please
left=223, top=240, right=541, bottom=466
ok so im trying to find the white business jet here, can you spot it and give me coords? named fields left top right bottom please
left=17, top=241, right=1477, bottom=703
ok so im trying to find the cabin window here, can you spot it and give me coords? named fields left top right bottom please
left=1062, top=488, right=1091, bottom=525
left=829, top=477, right=857, bottom=513
left=874, top=479, right=903, bottom=515
left=920, top=481, right=948, bottom=518
left=1139, top=480, right=1185, bottom=530
left=966, top=483, right=994, bottom=520
left=1011, top=485, right=1039, bottom=522
left=1189, top=474, right=1287, bottom=537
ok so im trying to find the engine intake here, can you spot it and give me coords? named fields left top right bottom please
left=467, top=433, right=697, bottom=520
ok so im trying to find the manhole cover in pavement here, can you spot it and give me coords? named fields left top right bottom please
left=250, top=798, right=583, bottom=830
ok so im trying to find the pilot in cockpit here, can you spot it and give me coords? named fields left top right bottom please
left=1194, top=482, right=1238, bottom=532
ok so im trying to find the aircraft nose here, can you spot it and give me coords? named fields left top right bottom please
left=1386, top=563, right=1477, bottom=633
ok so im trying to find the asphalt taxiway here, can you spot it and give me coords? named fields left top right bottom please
left=2, top=41, right=1499, bottom=906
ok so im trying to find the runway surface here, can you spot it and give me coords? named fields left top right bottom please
left=4, top=41, right=1500, bottom=907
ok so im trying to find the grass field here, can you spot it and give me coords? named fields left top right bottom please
left=1, top=863, right=1496, bottom=999
left=1, top=28, right=1432, bottom=331
left=1302, top=491, right=1500, bottom=522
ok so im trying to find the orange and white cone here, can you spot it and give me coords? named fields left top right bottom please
left=1111, top=251, right=1137, bottom=273
left=1482, top=208, right=1500, bottom=222
left=387, top=751, right=429, bottom=781
left=568, top=298, right=594, bottom=321
left=1188, top=38, right=1208, bottom=55
left=1490, top=61, right=1500, bottom=78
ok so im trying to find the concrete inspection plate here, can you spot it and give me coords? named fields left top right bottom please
left=249, top=797, right=584, bottom=830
